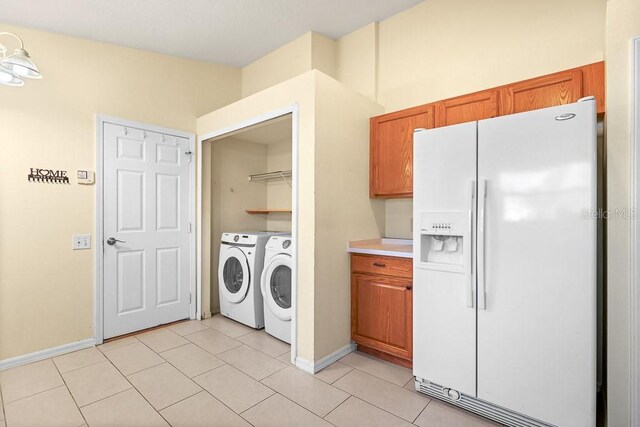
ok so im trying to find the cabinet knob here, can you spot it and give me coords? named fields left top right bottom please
left=406, top=285, right=413, bottom=290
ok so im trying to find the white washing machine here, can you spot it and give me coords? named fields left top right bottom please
left=260, top=235, right=293, bottom=343
left=218, top=232, right=285, bottom=328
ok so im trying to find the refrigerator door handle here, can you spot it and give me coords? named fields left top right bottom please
left=478, top=179, right=487, bottom=310
left=466, top=180, right=475, bottom=308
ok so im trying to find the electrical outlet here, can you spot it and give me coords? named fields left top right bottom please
left=72, top=234, right=91, bottom=250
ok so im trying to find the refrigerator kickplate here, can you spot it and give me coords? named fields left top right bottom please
left=415, top=379, right=555, bottom=427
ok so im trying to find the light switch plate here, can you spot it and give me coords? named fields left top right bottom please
left=72, top=234, right=91, bottom=250
left=77, top=170, right=95, bottom=185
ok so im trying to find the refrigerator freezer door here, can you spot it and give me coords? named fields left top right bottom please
left=476, top=101, right=597, bottom=426
left=413, top=122, right=477, bottom=396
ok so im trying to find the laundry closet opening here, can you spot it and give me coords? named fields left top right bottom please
left=200, top=112, right=296, bottom=362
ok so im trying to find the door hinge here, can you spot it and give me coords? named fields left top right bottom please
left=189, top=293, right=192, bottom=304
left=185, top=150, right=193, bottom=163
left=188, top=222, right=192, bottom=233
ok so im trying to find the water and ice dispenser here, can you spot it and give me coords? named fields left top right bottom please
left=418, top=211, right=469, bottom=273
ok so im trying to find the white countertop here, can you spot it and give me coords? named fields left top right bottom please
left=348, top=238, right=413, bottom=259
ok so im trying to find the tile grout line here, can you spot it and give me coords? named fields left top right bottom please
left=155, top=358, right=256, bottom=426
left=66, top=358, right=136, bottom=410
left=97, top=335, right=141, bottom=354
left=202, top=315, right=293, bottom=356
left=0, top=379, right=6, bottom=423
left=125, top=337, right=205, bottom=391
left=342, top=362, right=417, bottom=390
left=51, top=358, right=90, bottom=427
left=188, top=369, right=262, bottom=427
left=241, top=390, right=339, bottom=427
left=325, top=367, right=353, bottom=385
left=182, top=329, right=245, bottom=358
left=1, top=383, right=68, bottom=406
left=321, top=394, right=352, bottom=421
left=52, top=354, right=108, bottom=376
left=181, top=348, right=275, bottom=427
left=331, top=373, right=429, bottom=424
left=253, top=364, right=349, bottom=425
left=101, top=340, right=175, bottom=427
left=0, top=363, right=69, bottom=407
left=255, top=365, right=289, bottom=383
left=239, top=339, right=291, bottom=359
left=322, top=394, right=413, bottom=426
left=412, top=398, right=433, bottom=424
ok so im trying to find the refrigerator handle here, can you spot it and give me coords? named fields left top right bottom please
left=466, top=180, right=475, bottom=308
left=478, top=179, right=487, bottom=310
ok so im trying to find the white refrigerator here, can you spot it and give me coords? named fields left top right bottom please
left=412, top=100, right=597, bottom=427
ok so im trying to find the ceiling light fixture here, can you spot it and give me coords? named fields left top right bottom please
left=0, top=32, right=42, bottom=87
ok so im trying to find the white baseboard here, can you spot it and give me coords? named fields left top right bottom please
left=0, top=338, right=96, bottom=371
left=295, top=342, right=356, bottom=374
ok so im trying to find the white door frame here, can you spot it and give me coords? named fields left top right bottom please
left=631, top=36, right=640, bottom=427
left=197, top=104, right=299, bottom=363
left=95, top=115, right=197, bottom=345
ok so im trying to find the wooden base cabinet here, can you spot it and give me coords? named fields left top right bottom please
left=350, top=254, right=413, bottom=368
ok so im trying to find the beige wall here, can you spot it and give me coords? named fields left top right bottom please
left=310, top=33, right=337, bottom=80
left=266, top=139, right=293, bottom=232
left=376, top=0, right=605, bottom=111
left=605, top=0, right=640, bottom=425
left=0, top=23, right=241, bottom=361
left=198, top=71, right=384, bottom=363
left=384, top=199, right=414, bottom=238
left=333, top=0, right=607, bottom=239
left=336, top=23, right=378, bottom=101
left=241, top=32, right=337, bottom=98
left=313, top=73, right=385, bottom=359
left=207, top=137, right=269, bottom=314
left=199, top=71, right=317, bottom=360
left=241, top=33, right=313, bottom=98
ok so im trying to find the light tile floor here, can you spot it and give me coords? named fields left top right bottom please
left=0, top=315, right=500, bottom=426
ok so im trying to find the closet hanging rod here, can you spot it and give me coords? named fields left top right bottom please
left=248, top=170, right=292, bottom=182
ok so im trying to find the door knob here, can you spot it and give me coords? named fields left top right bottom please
left=106, top=237, right=126, bottom=246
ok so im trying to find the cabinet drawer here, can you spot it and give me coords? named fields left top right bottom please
left=350, top=254, right=412, bottom=279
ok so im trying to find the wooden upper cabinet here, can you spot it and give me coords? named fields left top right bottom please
left=435, top=89, right=499, bottom=127
left=369, top=62, right=604, bottom=198
left=370, top=104, right=434, bottom=198
left=499, top=69, right=583, bottom=115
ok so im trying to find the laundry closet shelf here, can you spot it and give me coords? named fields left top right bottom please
left=245, top=209, right=292, bottom=214
left=248, top=170, right=292, bottom=182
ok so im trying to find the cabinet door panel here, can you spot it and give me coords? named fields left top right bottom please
left=435, top=90, right=499, bottom=127
left=370, top=105, right=434, bottom=198
left=351, top=273, right=412, bottom=359
left=499, top=70, right=582, bottom=115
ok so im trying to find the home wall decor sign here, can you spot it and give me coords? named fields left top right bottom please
left=28, top=168, right=69, bottom=183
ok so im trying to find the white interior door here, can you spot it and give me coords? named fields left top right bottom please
left=476, top=102, right=597, bottom=426
left=103, top=122, right=191, bottom=339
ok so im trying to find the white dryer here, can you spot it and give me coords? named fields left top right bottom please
left=218, top=232, right=284, bottom=328
left=260, top=235, right=293, bottom=343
